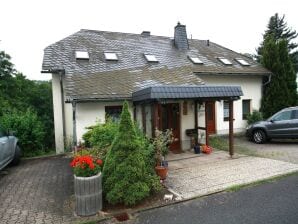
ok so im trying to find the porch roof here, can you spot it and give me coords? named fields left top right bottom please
left=132, top=85, right=243, bottom=102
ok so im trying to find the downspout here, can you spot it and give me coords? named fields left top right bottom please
left=59, top=72, right=66, bottom=145
left=263, top=74, right=272, bottom=86
left=72, top=101, right=77, bottom=147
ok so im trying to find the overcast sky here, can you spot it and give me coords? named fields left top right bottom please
left=1, top=0, right=297, bottom=80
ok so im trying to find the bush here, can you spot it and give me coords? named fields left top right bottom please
left=0, top=109, right=46, bottom=156
left=246, top=110, right=263, bottom=125
left=82, top=118, right=119, bottom=159
left=102, top=101, right=160, bottom=206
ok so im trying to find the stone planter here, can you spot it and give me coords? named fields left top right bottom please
left=74, top=172, right=102, bottom=216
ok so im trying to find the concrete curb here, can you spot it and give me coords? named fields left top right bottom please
left=22, top=153, right=67, bottom=161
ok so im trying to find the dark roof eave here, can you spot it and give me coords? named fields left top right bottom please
left=132, top=85, right=243, bottom=102
left=194, top=71, right=272, bottom=76
left=65, top=96, right=131, bottom=103
left=132, top=96, right=241, bottom=103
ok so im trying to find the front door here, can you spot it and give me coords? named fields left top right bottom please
left=205, top=102, right=216, bottom=134
left=161, top=103, right=181, bottom=151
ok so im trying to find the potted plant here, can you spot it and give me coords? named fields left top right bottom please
left=201, top=144, right=212, bottom=154
left=153, top=129, right=173, bottom=180
left=70, top=154, right=103, bottom=216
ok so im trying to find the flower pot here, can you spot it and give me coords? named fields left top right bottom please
left=201, top=145, right=212, bottom=154
left=155, top=166, right=168, bottom=180
left=74, top=172, right=102, bottom=216
left=194, top=145, right=200, bottom=154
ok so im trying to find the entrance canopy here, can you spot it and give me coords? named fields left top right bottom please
left=132, top=84, right=243, bottom=157
left=132, top=85, right=243, bottom=102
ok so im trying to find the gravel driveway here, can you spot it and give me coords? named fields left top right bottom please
left=234, top=137, right=298, bottom=164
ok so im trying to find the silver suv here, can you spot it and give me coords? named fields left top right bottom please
left=246, top=106, right=298, bottom=143
left=0, top=128, right=21, bottom=170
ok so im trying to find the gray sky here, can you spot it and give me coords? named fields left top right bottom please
left=1, top=0, right=297, bottom=80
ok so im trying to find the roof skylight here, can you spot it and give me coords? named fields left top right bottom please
left=235, top=58, right=250, bottom=66
left=144, top=54, right=158, bottom=62
left=188, top=56, right=203, bottom=64
left=75, top=51, right=89, bottom=60
left=104, top=52, right=118, bottom=61
left=218, top=57, right=232, bottom=65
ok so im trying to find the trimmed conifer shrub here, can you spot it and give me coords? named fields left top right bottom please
left=102, top=101, right=160, bottom=205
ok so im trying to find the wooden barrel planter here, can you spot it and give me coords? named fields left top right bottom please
left=74, top=172, right=102, bottom=216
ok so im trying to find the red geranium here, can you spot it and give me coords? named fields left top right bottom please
left=70, top=155, right=103, bottom=177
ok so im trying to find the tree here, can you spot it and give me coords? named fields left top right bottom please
left=0, top=50, right=15, bottom=78
left=260, top=36, right=297, bottom=118
left=0, top=49, right=54, bottom=152
left=102, top=101, right=160, bottom=205
left=256, top=13, right=298, bottom=71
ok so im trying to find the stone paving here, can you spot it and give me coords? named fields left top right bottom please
left=0, top=156, right=77, bottom=224
left=165, top=151, right=298, bottom=199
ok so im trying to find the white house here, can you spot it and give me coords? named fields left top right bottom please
left=42, top=23, right=271, bottom=154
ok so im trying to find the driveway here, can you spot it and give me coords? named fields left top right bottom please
left=165, top=151, right=298, bottom=200
left=0, top=156, right=76, bottom=224
left=234, top=136, right=298, bottom=164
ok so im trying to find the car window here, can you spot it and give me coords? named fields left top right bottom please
left=292, top=110, right=298, bottom=119
left=272, top=110, right=292, bottom=121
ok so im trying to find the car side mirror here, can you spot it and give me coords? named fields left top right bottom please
left=270, top=119, right=275, bottom=123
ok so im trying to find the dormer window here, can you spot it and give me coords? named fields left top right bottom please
left=188, top=56, right=203, bottom=64
left=218, top=57, right=232, bottom=65
left=104, top=52, right=118, bottom=61
left=75, top=51, right=89, bottom=60
left=235, top=58, right=250, bottom=66
left=144, top=54, right=158, bottom=62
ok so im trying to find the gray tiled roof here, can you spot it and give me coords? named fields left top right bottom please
left=65, top=66, right=202, bottom=101
left=42, top=29, right=270, bottom=101
left=132, top=85, right=243, bottom=102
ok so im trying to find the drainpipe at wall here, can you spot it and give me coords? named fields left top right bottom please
left=72, top=101, right=77, bottom=147
left=263, top=74, right=272, bottom=86
left=59, top=72, right=66, bottom=145
left=262, top=74, right=272, bottom=98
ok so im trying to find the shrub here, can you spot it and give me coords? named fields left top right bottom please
left=246, top=110, right=263, bottom=125
left=103, top=101, right=160, bottom=206
left=82, top=126, right=94, bottom=148
left=82, top=118, right=119, bottom=159
left=0, top=109, right=46, bottom=156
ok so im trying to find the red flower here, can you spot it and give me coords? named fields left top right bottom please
left=70, top=154, right=103, bottom=177
left=96, top=159, right=103, bottom=166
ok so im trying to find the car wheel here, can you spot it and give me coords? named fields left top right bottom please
left=253, top=130, right=266, bottom=144
left=11, top=145, right=21, bottom=165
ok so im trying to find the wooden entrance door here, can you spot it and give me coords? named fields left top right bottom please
left=161, top=103, right=181, bottom=151
left=205, top=102, right=216, bottom=134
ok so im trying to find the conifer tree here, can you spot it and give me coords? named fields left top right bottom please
left=261, top=36, right=297, bottom=118
left=257, top=13, right=298, bottom=71
left=102, top=101, right=160, bottom=205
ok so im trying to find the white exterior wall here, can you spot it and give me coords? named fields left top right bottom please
left=72, top=101, right=133, bottom=144
left=51, top=74, right=65, bottom=153
left=180, top=100, right=194, bottom=150
left=198, top=75, right=263, bottom=134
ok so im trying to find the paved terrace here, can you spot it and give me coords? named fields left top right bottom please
left=165, top=151, right=298, bottom=199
